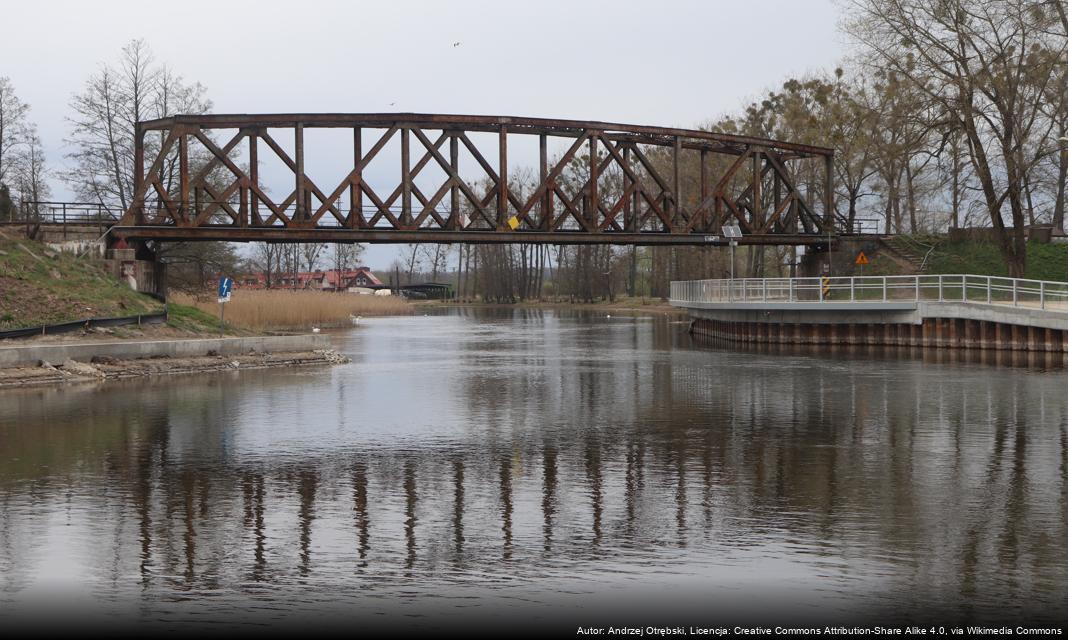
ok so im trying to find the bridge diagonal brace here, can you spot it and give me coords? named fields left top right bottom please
left=310, top=126, right=400, bottom=223
left=257, top=129, right=344, bottom=223
left=457, top=132, right=527, bottom=224
left=762, top=150, right=823, bottom=234
left=410, top=127, right=495, bottom=230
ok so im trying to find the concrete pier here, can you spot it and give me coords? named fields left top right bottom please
left=0, top=334, right=332, bottom=368
left=671, top=275, right=1068, bottom=352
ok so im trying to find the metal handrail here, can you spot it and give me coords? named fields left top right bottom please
left=669, top=274, right=1068, bottom=313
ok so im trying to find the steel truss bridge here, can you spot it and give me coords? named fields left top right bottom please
left=114, top=113, right=837, bottom=246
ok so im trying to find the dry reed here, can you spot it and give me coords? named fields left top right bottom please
left=172, top=289, right=411, bottom=330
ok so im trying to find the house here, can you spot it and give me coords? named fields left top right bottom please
left=234, top=267, right=385, bottom=292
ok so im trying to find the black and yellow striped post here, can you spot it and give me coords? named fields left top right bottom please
left=821, top=276, right=831, bottom=300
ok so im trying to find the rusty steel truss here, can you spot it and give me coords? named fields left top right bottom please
left=117, top=113, right=835, bottom=245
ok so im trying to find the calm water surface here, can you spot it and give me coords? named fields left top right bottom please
left=1, top=309, right=1066, bottom=631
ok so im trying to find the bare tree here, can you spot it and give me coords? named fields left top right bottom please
left=419, top=244, right=452, bottom=281
left=301, top=242, right=326, bottom=272
left=65, top=39, right=211, bottom=210
left=399, top=244, right=421, bottom=284
left=845, top=0, right=1067, bottom=276
left=0, top=77, right=31, bottom=191
left=252, top=242, right=283, bottom=289
left=15, top=131, right=50, bottom=211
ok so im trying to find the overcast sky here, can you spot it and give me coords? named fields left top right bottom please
left=3, top=0, right=847, bottom=270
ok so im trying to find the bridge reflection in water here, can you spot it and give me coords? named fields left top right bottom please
left=0, top=309, right=1066, bottom=628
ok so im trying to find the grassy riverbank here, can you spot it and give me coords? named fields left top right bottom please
left=924, top=240, right=1068, bottom=281
left=171, top=290, right=412, bottom=331
left=0, top=232, right=164, bottom=331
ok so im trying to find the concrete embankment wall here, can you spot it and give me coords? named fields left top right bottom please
left=689, top=312, right=1067, bottom=352
left=0, top=334, right=331, bottom=368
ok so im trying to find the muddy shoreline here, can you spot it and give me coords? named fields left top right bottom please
left=0, top=349, right=349, bottom=389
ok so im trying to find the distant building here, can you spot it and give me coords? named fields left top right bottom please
left=235, top=267, right=386, bottom=292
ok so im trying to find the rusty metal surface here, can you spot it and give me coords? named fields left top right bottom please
left=115, top=226, right=834, bottom=246
left=118, top=113, right=836, bottom=245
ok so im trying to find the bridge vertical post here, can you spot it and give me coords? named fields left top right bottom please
left=451, top=132, right=461, bottom=229
left=882, top=277, right=887, bottom=302
left=823, top=153, right=834, bottom=231
left=1013, top=279, right=1018, bottom=306
left=351, top=127, right=363, bottom=228
left=249, top=132, right=260, bottom=225
left=540, top=134, right=550, bottom=230
left=498, top=126, right=508, bottom=229
left=1041, top=281, right=1045, bottom=309
left=628, top=146, right=639, bottom=232
left=700, top=150, right=709, bottom=230
left=401, top=127, right=412, bottom=228
left=789, top=278, right=794, bottom=302
left=178, top=129, right=189, bottom=223
left=295, top=122, right=306, bottom=224
left=589, top=134, right=598, bottom=231
left=673, top=136, right=682, bottom=227
left=850, top=277, right=854, bottom=302
left=623, top=144, right=632, bottom=232
left=987, top=277, right=992, bottom=303
left=752, top=150, right=762, bottom=229
left=938, top=275, right=943, bottom=302
left=239, top=178, right=249, bottom=226
left=773, top=167, right=781, bottom=223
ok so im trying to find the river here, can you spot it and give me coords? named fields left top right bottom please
left=1, top=308, right=1066, bottom=633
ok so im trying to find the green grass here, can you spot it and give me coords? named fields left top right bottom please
left=925, top=240, right=1068, bottom=281
left=166, top=302, right=221, bottom=332
left=0, top=235, right=164, bottom=330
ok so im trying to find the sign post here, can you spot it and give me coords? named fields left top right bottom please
left=722, top=224, right=743, bottom=284
left=855, top=251, right=869, bottom=277
left=217, top=276, right=233, bottom=334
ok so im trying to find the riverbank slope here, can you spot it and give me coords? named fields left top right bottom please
left=0, top=231, right=163, bottom=331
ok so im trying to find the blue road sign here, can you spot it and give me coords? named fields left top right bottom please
left=218, top=277, right=233, bottom=301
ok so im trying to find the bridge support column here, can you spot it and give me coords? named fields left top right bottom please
left=103, top=237, right=166, bottom=298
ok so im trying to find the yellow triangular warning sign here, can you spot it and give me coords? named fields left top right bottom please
left=855, top=251, right=869, bottom=266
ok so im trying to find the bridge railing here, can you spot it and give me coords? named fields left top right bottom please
left=670, top=274, right=1068, bottom=312
left=9, top=201, right=120, bottom=225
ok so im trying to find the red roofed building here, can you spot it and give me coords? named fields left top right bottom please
left=236, top=267, right=385, bottom=292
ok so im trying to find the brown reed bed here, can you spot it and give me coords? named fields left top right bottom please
left=172, top=289, right=411, bottom=331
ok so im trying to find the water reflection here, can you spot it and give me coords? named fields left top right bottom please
left=1, top=308, right=1067, bottom=628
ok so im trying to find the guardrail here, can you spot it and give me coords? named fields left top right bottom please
left=6, top=201, right=120, bottom=225
left=670, top=275, right=1068, bottom=312
left=0, top=309, right=168, bottom=340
